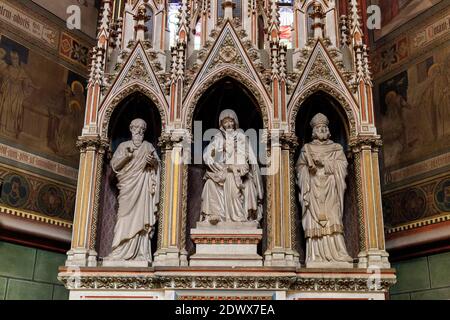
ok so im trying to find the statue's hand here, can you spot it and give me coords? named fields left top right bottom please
left=126, top=146, right=135, bottom=159
left=146, top=153, right=157, bottom=168
left=313, top=158, right=323, bottom=167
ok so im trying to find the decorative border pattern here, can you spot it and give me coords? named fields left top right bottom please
left=156, top=150, right=167, bottom=252
left=0, top=205, right=73, bottom=229
left=354, top=152, right=366, bottom=251
left=384, top=152, right=450, bottom=186
left=0, top=0, right=94, bottom=76
left=386, top=213, right=450, bottom=234
left=0, top=0, right=58, bottom=49
left=58, top=273, right=396, bottom=292
left=383, top=175, right=450, bottom=231
left=289, top=148, right=298, bottom=255
left=372, top=8, right=450, bottom=78
left=191, top=236, right=262, bottom=245
left=0, top=166, right=76, bottom=222
left=0, top=143, right=78, bottom=181
left=59, top=32, right=91, bottom=68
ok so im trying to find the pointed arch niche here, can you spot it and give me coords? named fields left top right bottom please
left=96, top=92, right=162, bottom=260
left=185, top=77, right=267, bottom=258
left=293, top=91, right=360, bottom=264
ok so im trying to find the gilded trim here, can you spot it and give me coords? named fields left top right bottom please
left=386, top=213, right=450, bottom=234
left=0, top=205, right=73, bottom=229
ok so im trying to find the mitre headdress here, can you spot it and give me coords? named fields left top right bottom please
left=310, top=113, right=329, bottom=128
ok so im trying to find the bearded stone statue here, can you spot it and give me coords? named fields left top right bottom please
left=103, top=119, right=160, bottom=266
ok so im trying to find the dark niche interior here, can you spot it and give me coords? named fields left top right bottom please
left=108, top=92, right=162, bottom=152
left=187, top=77, right=266, bottom=256
left=294, top=91, right=360, bottom=263
left=96, top=92, right=162, bottom=259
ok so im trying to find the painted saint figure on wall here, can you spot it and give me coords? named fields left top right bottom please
left=413, top=55, right=450, bottom=139
left=380, top=51, right=450, bottom=169
left=201, top=109, right=264, bottom=225
left=49, top=81, right=85, bottom=157
left=296, top=113, right=353, bottom=268
left=103, top=119, right=160, bottom=266
left=0, top=51, right=35, bottom=137
left=0, top=35, right=87, bottom=167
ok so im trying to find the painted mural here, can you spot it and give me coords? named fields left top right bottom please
left=374, top=0, right=443, bottom=40
left=379, top=44, right=450, bottom=169
left=382, top=175, right=450, bottom=228
left=0, top=35, right=86, bottom=167
left=0, top=167, right=76, bottom=221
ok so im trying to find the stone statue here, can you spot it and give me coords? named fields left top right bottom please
left=201, top=109, right=264, bottom=225
left=296, top=113, right=353, bottom=268
left=104, top=119, right=160, bottom=266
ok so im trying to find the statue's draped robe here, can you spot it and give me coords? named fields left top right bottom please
left=296, top=140, right=352, bottom=264
left=202, top=129, right=263, bottom=222
left=107, top=141, right=160, bottom=262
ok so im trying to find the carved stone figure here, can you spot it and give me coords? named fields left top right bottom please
left=296, top=113, right=353, bottom=268
left=103, top=119, right=160, bottom=266
left=201, top=109, right=263, bottom=225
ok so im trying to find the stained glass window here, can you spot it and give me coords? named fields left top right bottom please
left=278, top=0, right=293, bottom=48
left=307, top=4, right=314, bottom=39
left=168, top=1, right=181, bottom=47
left=194, top=19, right=202, bottom=50
left=145, top=7, right=154, bottom=43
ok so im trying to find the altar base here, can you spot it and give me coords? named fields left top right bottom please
left=189, top=221, right=263, bottom=267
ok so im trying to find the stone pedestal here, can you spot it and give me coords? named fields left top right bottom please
left=65, top=249, right=98, bottom=267
left=189, top=221, right=263, bottom=267
left=306, top=261, right=354, bottom=269
left=101, top=259, right=149, bottom=268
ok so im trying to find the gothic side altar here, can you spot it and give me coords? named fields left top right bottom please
left=59, top=0, right=397, bottom=300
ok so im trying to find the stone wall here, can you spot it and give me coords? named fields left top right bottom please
left=390, top=252, right=450, bottom=300
left=0, top=241, right=68, bottom=300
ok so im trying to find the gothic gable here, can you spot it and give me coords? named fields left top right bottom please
left=187, top=22, right=265, bottom=94
left=290, top=40, right=351, bottom=102
left=105, top=42, right=166, bottom=104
